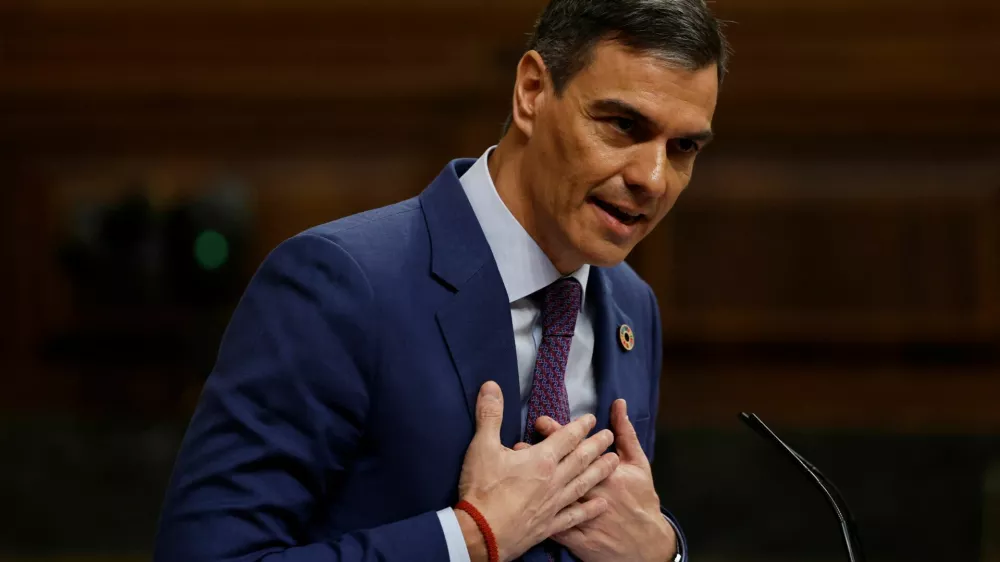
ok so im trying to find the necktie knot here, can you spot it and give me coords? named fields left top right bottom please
left=542, top=277, right=582, bottom=337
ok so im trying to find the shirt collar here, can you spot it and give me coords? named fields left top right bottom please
left=459, top=146, right=590, bottom=303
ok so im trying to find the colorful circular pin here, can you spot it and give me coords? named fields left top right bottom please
left=618, top=324, right=635, bottom=351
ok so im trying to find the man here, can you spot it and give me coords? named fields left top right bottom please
left=154, top=0, right=727, bottom=560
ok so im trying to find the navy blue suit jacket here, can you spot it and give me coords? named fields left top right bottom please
left=154, top=159, right=686, bottom=562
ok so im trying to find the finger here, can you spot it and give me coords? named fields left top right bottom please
left=553, top=427, right=615, bottom=486
left=551, top=515, right=589, bottom=547
left=535, top=416, right=561, bottom=437
left=474, top=382, right=504, bottom=440
left=555, top=451, right=619, bottom=508
left=512, top=442, right=531, bottom=451
left=538, top=413, right=596, bottom=461
left=547, top=497, right=608, bottom=537
left=552, top=527, right=585, bottom=547
left=552, top=524, right=589, bottom=548
left=611, top=399, right=648, bottom=468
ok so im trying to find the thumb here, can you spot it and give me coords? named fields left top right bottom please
left=475, top=381, right=504, bottom=438
left=611, top=399, right=648, bottom=468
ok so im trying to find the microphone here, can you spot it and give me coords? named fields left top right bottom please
left=739, top=412, right=866, bottom=562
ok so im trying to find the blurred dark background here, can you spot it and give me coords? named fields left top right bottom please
left=1, top=0, right=999, bottom=560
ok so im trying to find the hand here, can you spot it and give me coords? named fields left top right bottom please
left=456, top=382, right=620, bottom=562
left=513, top=399, right=677, bottom=562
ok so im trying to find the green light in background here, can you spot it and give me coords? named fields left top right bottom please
left=194, top=230, right=229, bottom=271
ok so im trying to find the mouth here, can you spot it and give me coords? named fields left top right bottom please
left=588, top=196, right=645, bottom=226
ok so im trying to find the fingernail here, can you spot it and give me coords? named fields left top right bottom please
left=481, top=383, right=500, bottom=401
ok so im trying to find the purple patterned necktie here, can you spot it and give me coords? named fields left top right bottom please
left=524, top=277, right=583, bottom=445
left=524, top=277, right=582, bottom=562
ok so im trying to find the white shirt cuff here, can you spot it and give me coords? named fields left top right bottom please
left=437, top=507, right=473, bottom=562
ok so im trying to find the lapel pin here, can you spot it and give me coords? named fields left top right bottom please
left=618, top=324, right=635, bottom=351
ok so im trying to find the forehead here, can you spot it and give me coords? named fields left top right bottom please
left=564, top=40, right=719, bottom=132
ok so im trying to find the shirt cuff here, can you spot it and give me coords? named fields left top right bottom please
left=662, top=508, right=688, bottom=562
left=437, top=507, right=473, bottom=562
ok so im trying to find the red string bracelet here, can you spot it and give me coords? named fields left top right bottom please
left=454, top=499, right=500, bottom=562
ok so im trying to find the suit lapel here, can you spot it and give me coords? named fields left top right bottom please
left=589, top=267, right=646, bottom=438
left=435, top=269, right=521, bottom=447
left=421, top=161, right=522, bottom=448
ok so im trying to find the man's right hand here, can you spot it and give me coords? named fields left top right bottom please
left=455, top=381, right=619, bottom=562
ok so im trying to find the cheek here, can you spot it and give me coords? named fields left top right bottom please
left=539, top=122, right=591, bottom=208
left=559, top=184, right=595, bottom=232
left=675, top=154, right=698, bottom=183
left=563, top=115, right=625, bottom=189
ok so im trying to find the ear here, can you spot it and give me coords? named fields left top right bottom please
left=510, top=50, right=549, bottom=139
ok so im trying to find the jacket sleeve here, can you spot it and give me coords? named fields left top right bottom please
left=154, top=233, right=449, bottom=562
left=646, top=287, right=689, bottom=562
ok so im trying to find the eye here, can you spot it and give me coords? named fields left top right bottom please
left=671, top=138, right=701, bottom=154
left=611, top=117, right=635, bottom=133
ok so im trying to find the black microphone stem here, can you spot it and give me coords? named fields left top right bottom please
left=739, top=412, right=866, bottom=562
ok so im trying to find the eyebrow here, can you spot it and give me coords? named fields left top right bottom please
left=591, top=98, right=714, bottom=144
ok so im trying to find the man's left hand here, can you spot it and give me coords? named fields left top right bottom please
left=513, top=399, right=677, bottom=562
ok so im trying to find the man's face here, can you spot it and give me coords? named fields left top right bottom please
left=515, top=41, right=719, bottom=272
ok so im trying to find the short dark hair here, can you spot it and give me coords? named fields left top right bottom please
left=503, top=0, right=729, bottom=134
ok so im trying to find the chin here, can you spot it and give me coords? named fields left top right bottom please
left=566, top=211, right=645, bottom=268
left=577, top=240, right=633, bottom=269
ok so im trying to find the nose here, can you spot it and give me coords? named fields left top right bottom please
left=622, top=141, right=670, bottom=199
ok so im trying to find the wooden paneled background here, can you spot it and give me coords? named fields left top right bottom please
left=1, top=0, right=999, bottom=429
left=2, top=1, right=1000, bottom=560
